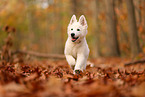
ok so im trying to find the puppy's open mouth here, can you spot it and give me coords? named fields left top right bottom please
left=72, top=37, right=79, bottom=42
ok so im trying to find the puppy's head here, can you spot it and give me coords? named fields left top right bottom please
left=67, top=15, right=88, bottom=42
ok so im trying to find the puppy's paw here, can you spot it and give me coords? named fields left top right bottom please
left=74, top=70, right=83, bottom=76
left=74, top=70, right=83, bottom=78
left=75, top=70, right=81, bottom=74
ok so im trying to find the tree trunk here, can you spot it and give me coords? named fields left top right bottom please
left=105, top=0, right=120, bottom=56
left=135, top=0, right=142, bottom=26
left=52, top=0, right=64, bottom=54
left=71, top=0, right=77, bottom=15
left=125, top=0, right=141, bottom=56
left=70, top=0, right=83, bottom=16
left=94, top=0, right=101, bottom=57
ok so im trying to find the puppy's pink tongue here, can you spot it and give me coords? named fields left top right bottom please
left=72, top=39, right=76, bottom=41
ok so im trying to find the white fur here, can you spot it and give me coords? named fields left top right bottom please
left=64, top=15, right=90, bottom=73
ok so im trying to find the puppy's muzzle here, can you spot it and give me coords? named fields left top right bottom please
left=71, top=33, right=75, bottom=37
left=71, top=33, right=79, bottom=42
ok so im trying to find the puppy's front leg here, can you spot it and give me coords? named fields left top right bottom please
left=65, top=55, right=76, bottom=70
left=74, top=54, right=87, bottom=73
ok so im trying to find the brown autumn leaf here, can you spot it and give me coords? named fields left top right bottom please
left=24, top=73, right=38, bottom=82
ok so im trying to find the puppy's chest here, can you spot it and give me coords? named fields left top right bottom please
left=68, top=44, right=81, bottom=58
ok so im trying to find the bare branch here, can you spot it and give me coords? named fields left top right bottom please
left=124, top=59, right=145, bottom=66
left=0, top=50, right=65, bottom=59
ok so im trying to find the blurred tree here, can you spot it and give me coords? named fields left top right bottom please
left=24, top=0, right=38, bottom=50
left=135, top=0, right=142, bottom=26
left=71, top=0, right=77, bottom=15
left=105, top=0, right=120, bottom=56
left=52, top=0, right=64, bottom=54
left=115, top=0, right=130, bottom=56
left=125, top=0, right=141, bottom=56
left=70, top=0, right=84, bottom=16
left=94, top=0, right=101, bottom=57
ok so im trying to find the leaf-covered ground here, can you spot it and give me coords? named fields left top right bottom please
left=0, top=57, right=145, bottom=97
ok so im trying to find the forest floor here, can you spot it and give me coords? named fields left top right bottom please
left=0, top=57, right=145, bottom=97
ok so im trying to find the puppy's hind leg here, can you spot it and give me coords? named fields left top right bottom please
left=65, top=55, right=76, bottom=70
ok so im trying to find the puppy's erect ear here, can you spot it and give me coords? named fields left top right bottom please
left=69, top=15, right=77, bottom=25
left=79, top=15, right=88, bottom=27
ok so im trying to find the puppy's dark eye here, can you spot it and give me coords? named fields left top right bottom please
left=71, top=28, right=73, bottom=30
left=77, top=29, right=80, bottom=31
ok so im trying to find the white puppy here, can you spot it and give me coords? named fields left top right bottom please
left=64, top=15, right=90, bottom=74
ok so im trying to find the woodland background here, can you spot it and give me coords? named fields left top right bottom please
left=0, top=0, right=145, bottom=97
left=0, top=0, right=145, bottom=58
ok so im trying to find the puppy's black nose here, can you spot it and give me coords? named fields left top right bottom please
left=71, top=33, right=75, bottom=37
